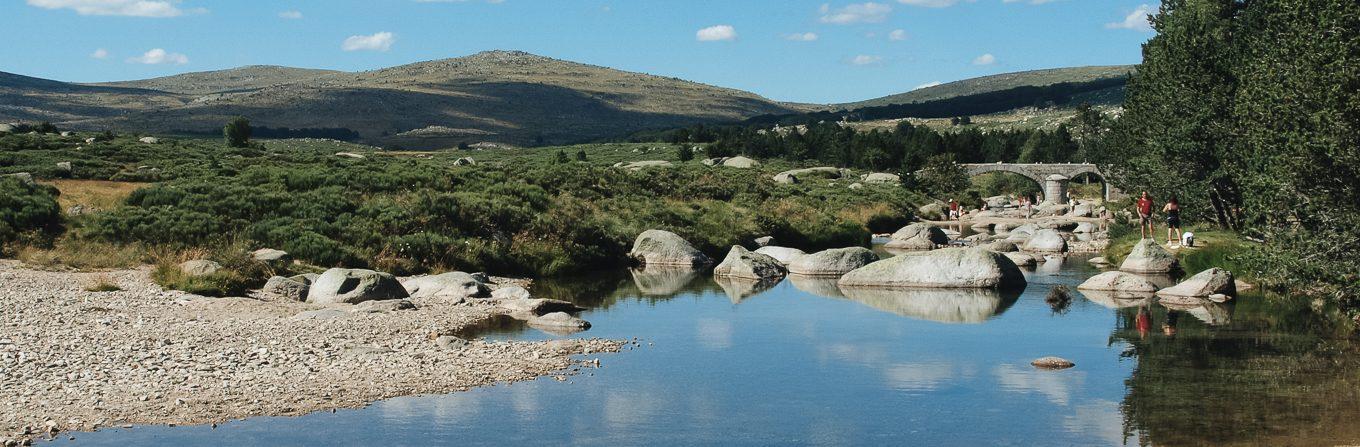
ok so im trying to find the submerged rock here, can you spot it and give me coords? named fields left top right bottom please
left=627, top=229, right=711, bottom=267
left=839, top=247, right=1027, bottom=289
left=787, top=247, right=879, bottom=276
left=1031, top=357, right=1075, bottom=369
left=713, top=246, right=786, bottom=280
left=308, top=268, right=409, bottom=304
left=528, top=312, right=591, bottom=334
left=1120, top=239, right=1179, bottom=274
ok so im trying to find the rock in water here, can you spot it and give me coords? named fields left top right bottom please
left=1120, top=239, right=1179, bottom=274
left=1088, top=256, right=1110, bottom=266
left=1156, top=268, right=1236, bottom=298
left=627, top=229, right=711, bottom=267
left=788, top=247, right=879, bottom=277
left=1023, top=229, right=1068, bottom=254
left=403, top=272, right=491, bottom=300
left=884, top=223, right=949, bottom=250
left=491, top=285, right=532, bottom=300
left=754, top=246, right=807, bottom=266
left=499, top=298, right=585, bottom=316
left=838, top=247, right=1027, bottom=289
left=179, top=260, right=222, bottom=277
left=1004, top=252, right=1038, bottom=267
left=260, top=276, right=308, bottom=302
left=985, top=240, right=1019, bottom=253
left=1031, top=357, right=1075, bottom=369
left=713, top=246, right=786, bottom=280
left=528, top=312, right=591, bottom=333
left=1077, top=271, right=1159, bottom=293
left=308, top=268, right=409, bottom=304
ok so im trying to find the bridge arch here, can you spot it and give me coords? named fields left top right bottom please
left=960, top=163, right=1123, bottom=203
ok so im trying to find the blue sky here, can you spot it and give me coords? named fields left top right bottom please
left=0, top=0, right=1157, bottom=104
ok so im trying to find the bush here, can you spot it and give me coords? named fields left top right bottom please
left=0, top=177, right=63, bottom=251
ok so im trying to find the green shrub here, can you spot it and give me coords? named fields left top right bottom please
left=0, top=177, right=63, bottom=250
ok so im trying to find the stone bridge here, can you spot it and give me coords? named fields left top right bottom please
left=961, top=163, right=1125, bottom=204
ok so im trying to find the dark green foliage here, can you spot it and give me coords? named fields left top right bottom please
left=914, top=153, right=970, bottom=198
left=554, top=149, right=569, bottom=164
left=575, top=150, right=587, bottom=161
left=224, top=116, right=252, bottom=148
left=676, top=145, right=694, bottom=162
left=0, top=177, right=62, bottom=249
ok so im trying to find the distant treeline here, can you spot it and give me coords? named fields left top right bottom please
left=744, top=76, right=1128, bottom=127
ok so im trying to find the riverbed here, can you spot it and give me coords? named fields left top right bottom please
left=53, top=252, right=1360, bottom=446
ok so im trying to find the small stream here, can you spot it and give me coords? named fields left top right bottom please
left=60, top=248, right=1360, bottom=446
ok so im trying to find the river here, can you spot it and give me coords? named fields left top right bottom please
left=58, top=250, right=1360, bottom=446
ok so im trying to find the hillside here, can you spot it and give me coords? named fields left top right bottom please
left=0, top=51, right=802, bottom=148
left=840, top=65, right=1135, bottom=110
left=94, top=65, right=340, bottom=95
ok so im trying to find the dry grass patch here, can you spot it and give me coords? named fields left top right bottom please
left=40, top=179, right=145, bottom=213
left=18, top=239, right=157, bottom=270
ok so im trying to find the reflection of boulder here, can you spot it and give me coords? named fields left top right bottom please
left=838, top=287, right=1020, bottom=323
left=712, top=276, right=780, bottom=303
left=629, top=266, right=703, bottom=296
left=1078, top=289, right=1154, bottom=309
left=788, top=275, right=845, bottom=299
left=1158, top=296, right=1233, bottom=326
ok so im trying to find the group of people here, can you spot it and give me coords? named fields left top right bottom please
left=1135, top=191, right=1186, bottom=246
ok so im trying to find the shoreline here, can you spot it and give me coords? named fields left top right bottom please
left=0, top=261, right=623, bottom=445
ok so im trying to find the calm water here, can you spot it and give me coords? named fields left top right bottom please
left=60, top=251, right=1360, bottom=446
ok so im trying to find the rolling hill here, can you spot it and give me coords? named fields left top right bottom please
left=0, top=51, right=803, bottom=148
left=839, top=65, right=1136, bottom=110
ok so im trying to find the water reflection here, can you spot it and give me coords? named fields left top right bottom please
left=1157, top=296, right=1233, bottom=326
left=837, top=287, right=1021, bottom=324
left=1079, top=290, right=1154, bottom=309
left=627, top=266, right=705, bottom=296
left=787, top=275, right=845, bottom=299
left=711, top=276, right=779, bottom=303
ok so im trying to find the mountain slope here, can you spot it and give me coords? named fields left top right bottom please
left=93, top=65, right=340, bottom=95
left=1, top=51, right=801, bottom=148
left=840, top=65, right=1136, bottom=110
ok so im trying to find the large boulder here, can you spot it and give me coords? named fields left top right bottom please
left=985, top=240, right=1019, bottom=253
left=721, top=156, right=760, bottom=169
left=862, top=172, right=901, bottom=184
left=308, top=268, right=410, bottom=304
left=499, top=298, right=585, bottom=316
left=884, top=223, right=949, bottom=251
left=403, top=272, right=490, bottom=300
left=1069, top=204, right=1093, bottom=218
left=985, top=195, right=1010, bottom=209
left=1157, top=268, right=1236, bottom=298
left=1023, top=229, right=1068, bottom=253
left=917, top=202, right=946, bottom=221
left=1073, top=222, right=1096, bottom=234
left=754, top=246, right=806, bottom=266
left=1120, top=239, right=1179, bottom=274
left=1004, top=251, right=1040, bottom=267
left=838, top=247, right=1027, bottom=289
left=179, top=260, right=222, bottom=277
left=713, top=246, right=786, bottom=280
left=627, top=230, right=711, bottom=267
left=260, top=276, right=309, bottom=302
left=138, top=136, right=159, bottom=144
left=773, top=167, right=844, bottom=184
left=616, top=160, right=673, bottom=170
left=251, top=248, right=290, bottom=264
left=787, top=247, right=879, bottom=277
left=1077, top=271, right=1160, bottom=293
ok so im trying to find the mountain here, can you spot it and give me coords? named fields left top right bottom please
left=0, top=51, right=803, bottom=148
left=838, top=65, right=1136, bottom=110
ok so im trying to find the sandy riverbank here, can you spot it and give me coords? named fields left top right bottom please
left=0, top=261, right=622, bottom=445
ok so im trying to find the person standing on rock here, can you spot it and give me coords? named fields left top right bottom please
left=1163, top=196, right=1183, bottom=247
left=948, top=198, right=960, bottom=221
left=1136, top=191, right=1155, bottom=240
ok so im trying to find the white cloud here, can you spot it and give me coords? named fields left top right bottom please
left=342, top=32, right=396, bottom=52
left=913, top=81, right=942, bottom=90
left=279, top=10, right=302, bottom=19
left=696, top=25, right=737, bottom=42
left=1106, top=4, right=1154, bottom=31
left=819, top=2, right=892, bottom=25
left=127, top=48, right=188, bottom=65
left=785, top=32, right=819, bottom=42
left=888, top=29, right=908, bottom=41
left=26, top=0, right=199, bottom=17
left=972, top=53, right=996, bottom=65
left=850, top=54, right=883, bottom=65
left=90, top=48, right=109, bottom=59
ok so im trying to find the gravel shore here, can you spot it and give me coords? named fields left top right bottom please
left=0, top=261, right=621, bottom=444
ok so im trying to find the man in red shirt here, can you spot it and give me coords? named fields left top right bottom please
left=1136, top=191, right=1155, bottom=239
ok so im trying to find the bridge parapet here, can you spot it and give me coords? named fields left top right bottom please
left=961, top=163, right=1125, bottom=202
